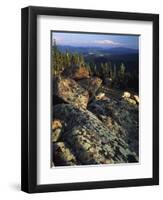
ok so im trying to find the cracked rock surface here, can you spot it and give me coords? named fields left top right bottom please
left=52, top=68, right=139, bottom=166
left=52, top=103, right=138, bottom=166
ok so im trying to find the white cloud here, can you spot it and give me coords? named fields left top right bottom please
left=94, top=40, right=121, bottom=46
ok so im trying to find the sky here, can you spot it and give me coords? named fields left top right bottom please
left=52, top=32, right=139, bottom=49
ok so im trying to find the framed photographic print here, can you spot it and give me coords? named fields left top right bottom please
left=21, top=6, right=159, bottom=193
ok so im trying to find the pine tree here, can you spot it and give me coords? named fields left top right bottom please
left=79, top=54, right=84, bottom=64
left=108, top=62, right=113, bottom=79
left=118, top=63, right=126, bottom=79
left=113, top=64, right=117, bottom=80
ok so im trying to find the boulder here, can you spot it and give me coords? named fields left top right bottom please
left=53, top=104, right=138, bottom=166
left=122, top=92, right=139, bottom=105
left=52, top=128, right=62, bottom=142
left=52, top=119, right=63, bottom=142
left=77, top=77, right=102, bottom=100
left=125, top=97, right=137, bottom=105
left=133, top=95, right=139, bottom=104
left=62, top=64, right=90, bottom=80
left=122, top=91, right=131, bottom=98
left=52, top=119, right=62, bottom=130
left=95, top=92, right=106, bottom=100
left=53, top=77, right=89, bottom=109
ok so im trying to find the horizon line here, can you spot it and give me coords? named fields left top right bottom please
left=53, top=44, right=138, bottom=50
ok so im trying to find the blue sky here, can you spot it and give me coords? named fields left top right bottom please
left=52, top=32, right=139, bottom=49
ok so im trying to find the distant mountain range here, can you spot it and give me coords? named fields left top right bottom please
left=54, top=45, right=139, bottom=74
left=56, top=45, right=138, bottom=55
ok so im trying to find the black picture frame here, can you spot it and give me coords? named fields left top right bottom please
left=21, top=6, right=159, bottom=193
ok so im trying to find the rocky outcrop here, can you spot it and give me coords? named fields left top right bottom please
left=53, top=104, right=138, bottom=165
left=122, top=91, right=139, bottom=105
left=77, top=77, right=102, bottom=101
left=88, top=97, right=139, bottom=155
left=52, top=67, right=139, bottom=167
left=53, top=77, right=89, bottom=109
left=62, top=64, right=90, bottom=80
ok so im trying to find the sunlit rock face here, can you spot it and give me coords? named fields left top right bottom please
left=62, top=64, right=90, bottom=80
left=53, top=76, right=89, bottom=109
left=77, top=77, right=102, bottom=101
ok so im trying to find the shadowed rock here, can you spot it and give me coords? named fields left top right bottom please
left=88, top=97, right=139, bottom=156
left=77, top=77, right=102, bottom=101
left=53, top=142, right=77, bottom=166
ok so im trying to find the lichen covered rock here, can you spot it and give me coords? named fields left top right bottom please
left=53, top=77, right=89, bottom=109
left=77, top=77, right=102, bottom=101
left=88, top=97, right=139, bottom=155
left=53, top=142, right=77, bottom=166
left=52, top=119, right=63, bottom=142
left=53, top=104, right=138, bottom=165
